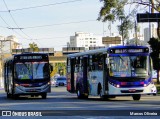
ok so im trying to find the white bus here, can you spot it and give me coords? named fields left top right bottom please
left=66, top=45, right=157, bottom=100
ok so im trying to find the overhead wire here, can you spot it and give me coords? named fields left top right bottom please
left=2, top=0, right=43, bottom=47
left=0, top=13, right=29, bottom=40
left=0, top=0, right=97, bottom=47
left=3, top=0, right=33, bottom=40
left=24, top=20, right=97, bottom=29
left=0, top=0, right=83, bottom=12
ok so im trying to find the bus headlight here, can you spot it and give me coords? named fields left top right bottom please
left=144, top=84, right=147, bottom=87
left=48, top=82, right=51, bottom=85
left=116, top=84, right=120, bottom=88
left=15, top=83, right=19, bottom=87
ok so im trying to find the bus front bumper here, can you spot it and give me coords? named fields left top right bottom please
left=107, top=83, right=157, bottom=95
left=14, top=83, right=51, bottom=95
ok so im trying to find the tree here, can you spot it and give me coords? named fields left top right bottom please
left=117, top=17, right=134, bottom=44
left=98, top=0, right=160, bottom=39
left=29, top=42, right=39, bottom=52
left=99, top=0, right=160, bottom=83
left=148, top=38, right=160, bottom=84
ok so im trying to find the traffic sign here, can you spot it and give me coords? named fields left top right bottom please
left=137, top=13, right=160, bottom=22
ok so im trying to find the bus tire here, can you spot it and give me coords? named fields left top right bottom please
left=132, top=94, right=141, bottom=101
left=13, top=94, right=19, bottom=100
left=77, top=88, right=83, bottom=99
left=41, top=93, right=47, bottom=99
left=98, top=84, right=103, bottom=98
left=7, top=93, right=11, bottom=98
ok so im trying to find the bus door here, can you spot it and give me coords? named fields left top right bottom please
left=70, top=58, right=75, bottom=93
left=82, top=56, right=88, bottom=94
left=103, top=54, right=108, bottom=93
left=7, top=61, right=13, bottom=94
left=89, top=55, right=102, bottom=96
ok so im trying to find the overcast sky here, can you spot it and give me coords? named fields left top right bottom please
left=0, top=0, right=152, bottom=51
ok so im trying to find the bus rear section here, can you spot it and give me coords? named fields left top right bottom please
left=4, top=53, right=52, bottom=99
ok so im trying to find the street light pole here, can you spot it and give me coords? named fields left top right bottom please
left=119, top=15, right=125, bottom=46
left=135, top=20, right=138, bottom=46
left=0, top=39, right=12, bottom=88
left=121, top=19, right=124, bottom=45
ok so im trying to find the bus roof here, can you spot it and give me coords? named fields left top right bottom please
left=67, top=45, right=149, bottom=58
left=13, top=52, right=48, bottom=57
left=4, top=53, right=48, bottom=63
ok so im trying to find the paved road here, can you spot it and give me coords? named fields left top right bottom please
left=0, top=86, right=160, bottom=118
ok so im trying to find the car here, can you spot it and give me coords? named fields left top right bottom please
left=53, top=76, right=67, bottom=87
left=152, top=70, right=157, bottom=79
left=151, top=84, right=157, bottom=96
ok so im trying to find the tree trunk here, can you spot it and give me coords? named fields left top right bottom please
left=157, top=22, right=160, bottom=39
left=157, top=70, right=160, bottom=84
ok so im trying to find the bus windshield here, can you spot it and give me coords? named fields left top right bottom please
left=14, top=62, right=49, bottom=80
left=109, top=55, right=149, bottom=78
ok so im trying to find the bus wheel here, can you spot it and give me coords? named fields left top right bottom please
left=77, top=88, right=83, bottom=99
left=132, top=94, right=141, bottom=101
left=7, top=93, right=11, bottom=98
left=41, top=93, right=47, bottom=99
left=98, top=84, right=103, bottom=98
left=13, top=94, right=19, bottom=100
left=99, top=89, right=103, bottom=98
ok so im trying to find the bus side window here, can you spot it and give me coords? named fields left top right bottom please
left=88, top=55, right=92, bottom=71
left=98, top=55, right=103, bottom=70
left=91, top=54, right=103, bottom=71
left=67, top=58, right=71, bottom=73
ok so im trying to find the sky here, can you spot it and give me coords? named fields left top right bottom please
left=0, top=0, right=153, bottom=51
left=0, top=0, right=110, bottom=51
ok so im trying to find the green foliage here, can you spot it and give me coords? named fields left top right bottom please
left=98, top=0, right=126, bottom=22
left=157, top=85, right=160, bottom=94
left=98, top=0, right=134, bottom=41
left=148, top=38, right=160, bottom=70
left=117, top=18, right=134, bottom=40
left=98, top=0, right=160, bottom=40
left=29, top=42, right=39, bottom=52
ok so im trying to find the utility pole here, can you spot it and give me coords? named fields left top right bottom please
left=135, top=20, right=138, bottom=45
left=119, top=15, right=125, bottom=45
left=0, top=39, right=4, bottom=88
left=0, top=39, right=12, bottom=88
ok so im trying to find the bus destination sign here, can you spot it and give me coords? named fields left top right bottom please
left=19, top=56, right=43, bottom=60
left=114, top=49, right=147, bottom=53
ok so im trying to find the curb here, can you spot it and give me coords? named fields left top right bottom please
left=0, top=88, right=4, bottom=90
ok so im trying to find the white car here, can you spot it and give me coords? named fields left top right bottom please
left=53, top=76, right=67, bottom=87
left=151, top=85, right=157, bottom=96
left=152, top=70, right=157, bottom=79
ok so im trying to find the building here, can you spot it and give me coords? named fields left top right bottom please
left=69, top=32, right=105, bottom=50
left=144, top=23, right=158, bottom=43
left=0, top=35, right=20, bottom=88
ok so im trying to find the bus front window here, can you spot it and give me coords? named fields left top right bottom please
left=131, top=56, right=149, bottom=77
left=15, top=62, right=32, bottom=80
left=33, top=62, right=49, bottom=79
left=109, top=56, right=131, bottom=77
left=15, top=62, right=49, bottom=80
left=109, top=55, right=149, bottom=78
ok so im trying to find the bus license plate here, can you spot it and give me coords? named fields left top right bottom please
left=128, top=89, right=136, bottom=92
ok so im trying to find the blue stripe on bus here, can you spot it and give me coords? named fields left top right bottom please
left=109, top=53, right=149, bottom=57
left=108, top=77, right=152, bottom=88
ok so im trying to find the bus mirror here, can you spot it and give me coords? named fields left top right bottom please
left=106, top=58, right=109, bottom=65
left=49, top=65, right=53, bottom=72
